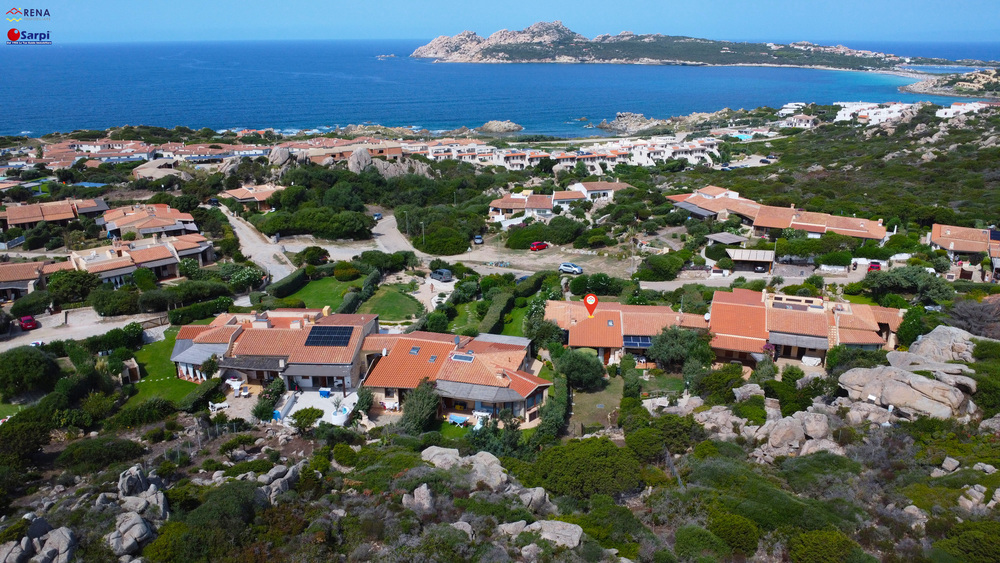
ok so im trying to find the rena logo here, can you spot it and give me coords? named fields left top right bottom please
left=5, top=7, right=20, bottom=21
left=6, top=27, right=17, bottom=41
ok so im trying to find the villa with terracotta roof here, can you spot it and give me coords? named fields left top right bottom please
left=101, top=204, right=198, bottom=239
left=0, top=198, right=109, bottom=231
left=928, top=224, right=1000, bottom=270
left=567, top=180, right=633, bottom=201
left=69, top=234, right=214, bottom=285
left=545, top=300, right=708, bottom=365
left=172, top=309, right=551, bottom=424
left=0, top=261, right=46, bottom=301
left=708, top=289, right=903, bottom=366
left=669, top=187, right=888, bottom=242
left=488, top=192, right=554, bottom=222
left=221, top=184, right=287, bottom=211
left=362, top=332, right=551, bottom=426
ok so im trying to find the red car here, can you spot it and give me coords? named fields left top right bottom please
left=19, top=316, right=38, bottom=330
left=867, top=262, right=882, bottom=272
left=529, top=241, right=549, bottom=251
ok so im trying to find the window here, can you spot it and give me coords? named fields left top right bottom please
left=607, top=320, right=614, bottom=327
left=429, top=355, right=437, bottom=363
left=409, top=346, right=420, bottom=355
left=385, top=388, right=395, bottom=398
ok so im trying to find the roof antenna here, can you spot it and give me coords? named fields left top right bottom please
left=454, top=335, right=461, bottom=349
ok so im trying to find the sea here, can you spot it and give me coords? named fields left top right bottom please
left=0, top=40, right=998, bottom=138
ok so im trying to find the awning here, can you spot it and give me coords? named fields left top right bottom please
left=768, top=332, right=830, bottom=350
left=675, top=201, right=716, bottom=218
left=706, top=232, right=748, bottom=245
left=726, top=248, right=775, bottom=262
left=435, top=380, right=525, bottom=403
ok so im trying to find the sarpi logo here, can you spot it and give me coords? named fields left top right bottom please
left=5, top=7, right=20, bottom=22
left=6, top=27, right=49, bottom=44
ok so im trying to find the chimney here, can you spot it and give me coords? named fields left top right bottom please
left=382, top=348, right=388, bottom=357
left=322, top=305, right=331, bottom=317
left=790, top=203, right=795, bottom=209
left=290, top=320, right=302, bottom=330
left=278, top=359, right=285, bottom=369
left=878, top=218, right=883, bottom=225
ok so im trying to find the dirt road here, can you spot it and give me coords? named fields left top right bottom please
left=0, top=308, right=163, bottom=352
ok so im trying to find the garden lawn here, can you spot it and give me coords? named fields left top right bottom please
left=130, top=326, right=197, bottom=406
left=643, top=374, right=686, bottom=395
left=359, top=284, right=423, bottom=321
left=843, top=294, right=877, bottom=305
left=568, top=376, right=623, bottom=430
left=448, top=302, right=477, bottom=333
left=0, top=403, right=23, bottom=418
left=430, top=419, right=471, bottom=440
left=501, top=306, right=529, bottom=336
left=287, top=277, right=363, bottom=310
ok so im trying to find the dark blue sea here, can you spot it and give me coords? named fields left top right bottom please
left=0, top=40, right=996, bottom=137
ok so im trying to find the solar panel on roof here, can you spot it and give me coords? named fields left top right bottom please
left=304, top=325, right=353, bottom=347
left=451, top=354, right=474, bottom=363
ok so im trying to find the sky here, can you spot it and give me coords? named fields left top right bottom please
left=12, top=0, right=1000, bottom=44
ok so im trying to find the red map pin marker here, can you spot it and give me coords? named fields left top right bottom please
left=584, top=294, right=599, bottom=318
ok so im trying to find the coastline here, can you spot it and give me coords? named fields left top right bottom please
left=898, top=80, right=1000, bottom=99
left=423, top=56, right=938, bottom=80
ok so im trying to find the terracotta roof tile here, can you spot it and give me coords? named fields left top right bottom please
left=40, top=261, right=76, bottom=275
left=87, top=257, right=136, bottom=274
left=837, top=328, right=886, bottom=346
left=193, top=325, right=240, bottom=344
left=0, top=262, right=42, bottom=282
left=767, top=308, right=828, bottom=337
left=127, top=246, right=175, bottom=264
left=176, top=325, right=212, bottom=341
left=711, top=334, right=768, bottom=354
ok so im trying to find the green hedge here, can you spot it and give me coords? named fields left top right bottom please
left=105, top=398, right=175, bottom=431
left=478, top=291, right=515, bottom=335
left=168, top=297, right=234, bottom=325
left=11, top=290, right=51, bottom=317
left=337, top=292, right=362, bottom=314
left=268, top=268, right=307, bottom=298
left=513, top=271, right=553, bottom=298
left=223, top=459, right=274, bottom=477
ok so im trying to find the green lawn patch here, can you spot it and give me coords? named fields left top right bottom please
left=0, top=403, right=25, bottom=418
left=358, top=284, right=423, bottom=321
left=430, top=419, right=472, bottom=440
left=643, top=374, right=686, bottom=395
left=569, top=376, right=623, bottom=430
left=286, top=277, right=363, bottom=310
left=448, top=302, right=477, bottom=333
left=538, top=363, right=555, bottom=381
left=501, top=306, right=529, bottom=336
left=843, top=294, right=877, bottom=305
left=130, top=326, right=197, bottom=406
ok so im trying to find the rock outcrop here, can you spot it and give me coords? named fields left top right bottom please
left=908, top=325, right=980, bottom=363
left=268, top=146, right=291, bottom=167
left=839, top=365, right=970, bottom=419
left=412, top=22, right=586, bottom=62
left=106, top=512, right=154, bottom=556
left=476, top=120, right=524, bottom=134
left=0, top=514, right=77, bottom=563
left=402, top=483, right=435, bottom=514
left=346, top=148, right=434, bottom=179
left=523, top=520, right=584, bottom=548
left=597, top=112, right=671, bottom=135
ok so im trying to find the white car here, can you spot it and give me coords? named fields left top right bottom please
left=558, top=263, right=583, bottom=275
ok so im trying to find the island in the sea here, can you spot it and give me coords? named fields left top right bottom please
left=412, top=21, right=997, bottom=71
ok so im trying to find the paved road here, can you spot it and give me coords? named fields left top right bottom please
left=0, top=308, right=163, bottom=352
left=218, top=208, right=295, bottom=280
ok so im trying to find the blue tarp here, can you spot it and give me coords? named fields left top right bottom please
left=448, top=414, right=469, bottom=426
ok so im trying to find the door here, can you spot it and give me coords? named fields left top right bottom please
left=603, top=348, right=611, bottom=364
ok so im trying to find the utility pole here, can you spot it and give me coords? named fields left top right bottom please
left=404, top=210, right=409, bottom=236
left=421, top=221, right=425, bottom=246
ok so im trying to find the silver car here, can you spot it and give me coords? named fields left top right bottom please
left=558, top=263, right=583, bottom=275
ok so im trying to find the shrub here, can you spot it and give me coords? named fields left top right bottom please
left=556, top=349, right=605, bottom=391
left=10, top=290, right=51, bottom=317
left=0, top=346, right=61, bottom=401
left=89, top=287, right=141, bottom=316
left=332, top=261, right=361, bottom=281
left=268, top=267, right=308, bottom=298
left=843, top=282, right=864, bottom=295
left=400, top=381, right=439, bottom=435
left=333, top=443, right=358, bottom=466
left=56, top=437, right=145, bottom=473
left=105, top=398, right=175, bottom=430
left=673, top=525, right=730, bottom=561
left=625, top=427, right=665, bottom=462
left=708, top=512, right=761, bottom=555
left=218, top=434, right=255, bottom=459
left=530, top=437, right=641, bottom=499
left=223, top=459, right=274, bottom=477
left=732, top=395, right=767, bottom=425
left=788, top=529, right=862, bottom=563
left=478, top=290, right=515, bottom=335
left=933, top=520, right=1000, bottom=563
left=168, top=296, right=234, bottom=325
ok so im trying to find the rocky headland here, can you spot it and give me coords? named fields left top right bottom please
left=901, top=69, right=1000, bottom=98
